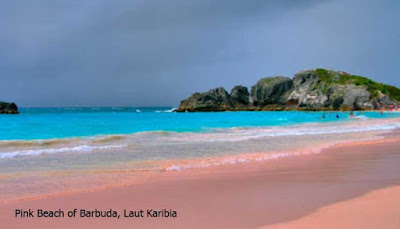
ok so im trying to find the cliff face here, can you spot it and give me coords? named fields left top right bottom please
left=230, top=85, right=249, bottom=109
left=178, top=87, right=232, bottom=112
left=0, top=101, right=19, bottom=114
left=176, top=69, right=400, bottom=112
left=250, top=76, right=293, bottom=106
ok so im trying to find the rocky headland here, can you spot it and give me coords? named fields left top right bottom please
left=0, top=101, right=19, bottom=114
left=176, top=68, right=400, bottom=112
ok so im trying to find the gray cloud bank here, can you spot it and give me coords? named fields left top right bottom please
left=0, top=0, right=399, bottom=107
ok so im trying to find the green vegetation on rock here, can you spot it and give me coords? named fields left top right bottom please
left=176, top=68, right=400, bottom=112
left=314, top=68, right=400, bottom=100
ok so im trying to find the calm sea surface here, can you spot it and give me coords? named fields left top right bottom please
left=1, top=107, right=399, bottom=140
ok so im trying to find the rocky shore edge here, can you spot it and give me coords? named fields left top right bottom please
left=176, top=68, right=400, bottom=112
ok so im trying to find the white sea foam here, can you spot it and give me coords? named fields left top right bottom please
left=166, top=151, right=306, bottom=171
left=2, top=118, right=399, bottom=162
left=155, top=108, right=175, bottom=113
left=162, top=108, right=176, bottom=113
left=352, top=115, right=368, bottom=119
left=165, top=142, right=342, bottom=171
left=203, top=122, right=400, bottom=142
left=0, top=144, right=126, bottom=159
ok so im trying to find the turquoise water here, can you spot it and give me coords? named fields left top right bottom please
left=0, top=107, right=399, bottom=140
left=1, top=107, right=400, bottom=202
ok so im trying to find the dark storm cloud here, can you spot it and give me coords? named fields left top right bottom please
left=0, top=0, right=399, bottom=107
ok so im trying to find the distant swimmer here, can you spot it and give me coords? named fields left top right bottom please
left=336, top=114, right=340, bottom=119
left=350, top=111, right=355, bottom=117
left=321, top=113, right=326, bottom=119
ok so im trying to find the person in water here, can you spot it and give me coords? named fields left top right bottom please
left=336, top=114, right=340, bottom=118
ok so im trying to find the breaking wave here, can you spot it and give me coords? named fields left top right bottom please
left=155, top=108, right=175, bottom=113
left=1, top=118, right=399, bottom=160
left=0, top=144, right=126, bottom=159
left=165, top=142, right=340, bottom=171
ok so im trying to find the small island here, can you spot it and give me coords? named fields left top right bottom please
left=176, top=68, right=400, bottom=112
left=0, top=101, right=19, bottom=114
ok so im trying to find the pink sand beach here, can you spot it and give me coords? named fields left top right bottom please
left=1, top=134, right=400, bottom=229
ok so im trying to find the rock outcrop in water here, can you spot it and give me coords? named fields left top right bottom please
left=178, top=87, right=232, bottom=112
left=176, top=68, right=400, bottom=112
left=0, top=101, right=19, bottom=114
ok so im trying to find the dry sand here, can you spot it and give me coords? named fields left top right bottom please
left=1, top=138, right=400, bottom=229
left=264, top=185, right=400, bottom=229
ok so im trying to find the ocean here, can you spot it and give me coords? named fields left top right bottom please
left=3, top=107, right=399, bottom=140
left=1, top=107, right=400, bottom=202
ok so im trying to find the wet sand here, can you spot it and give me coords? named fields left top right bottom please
left=1, top=137, right=400, bottom=228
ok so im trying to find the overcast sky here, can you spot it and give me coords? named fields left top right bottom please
left=1, top=0, right=399, bottom=107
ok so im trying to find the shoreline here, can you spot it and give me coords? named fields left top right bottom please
left=1, top=133, right=400, bottom=228
left=1, top=135, right=398, bottom=204
left=2, top=117, right=400, bottom=204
